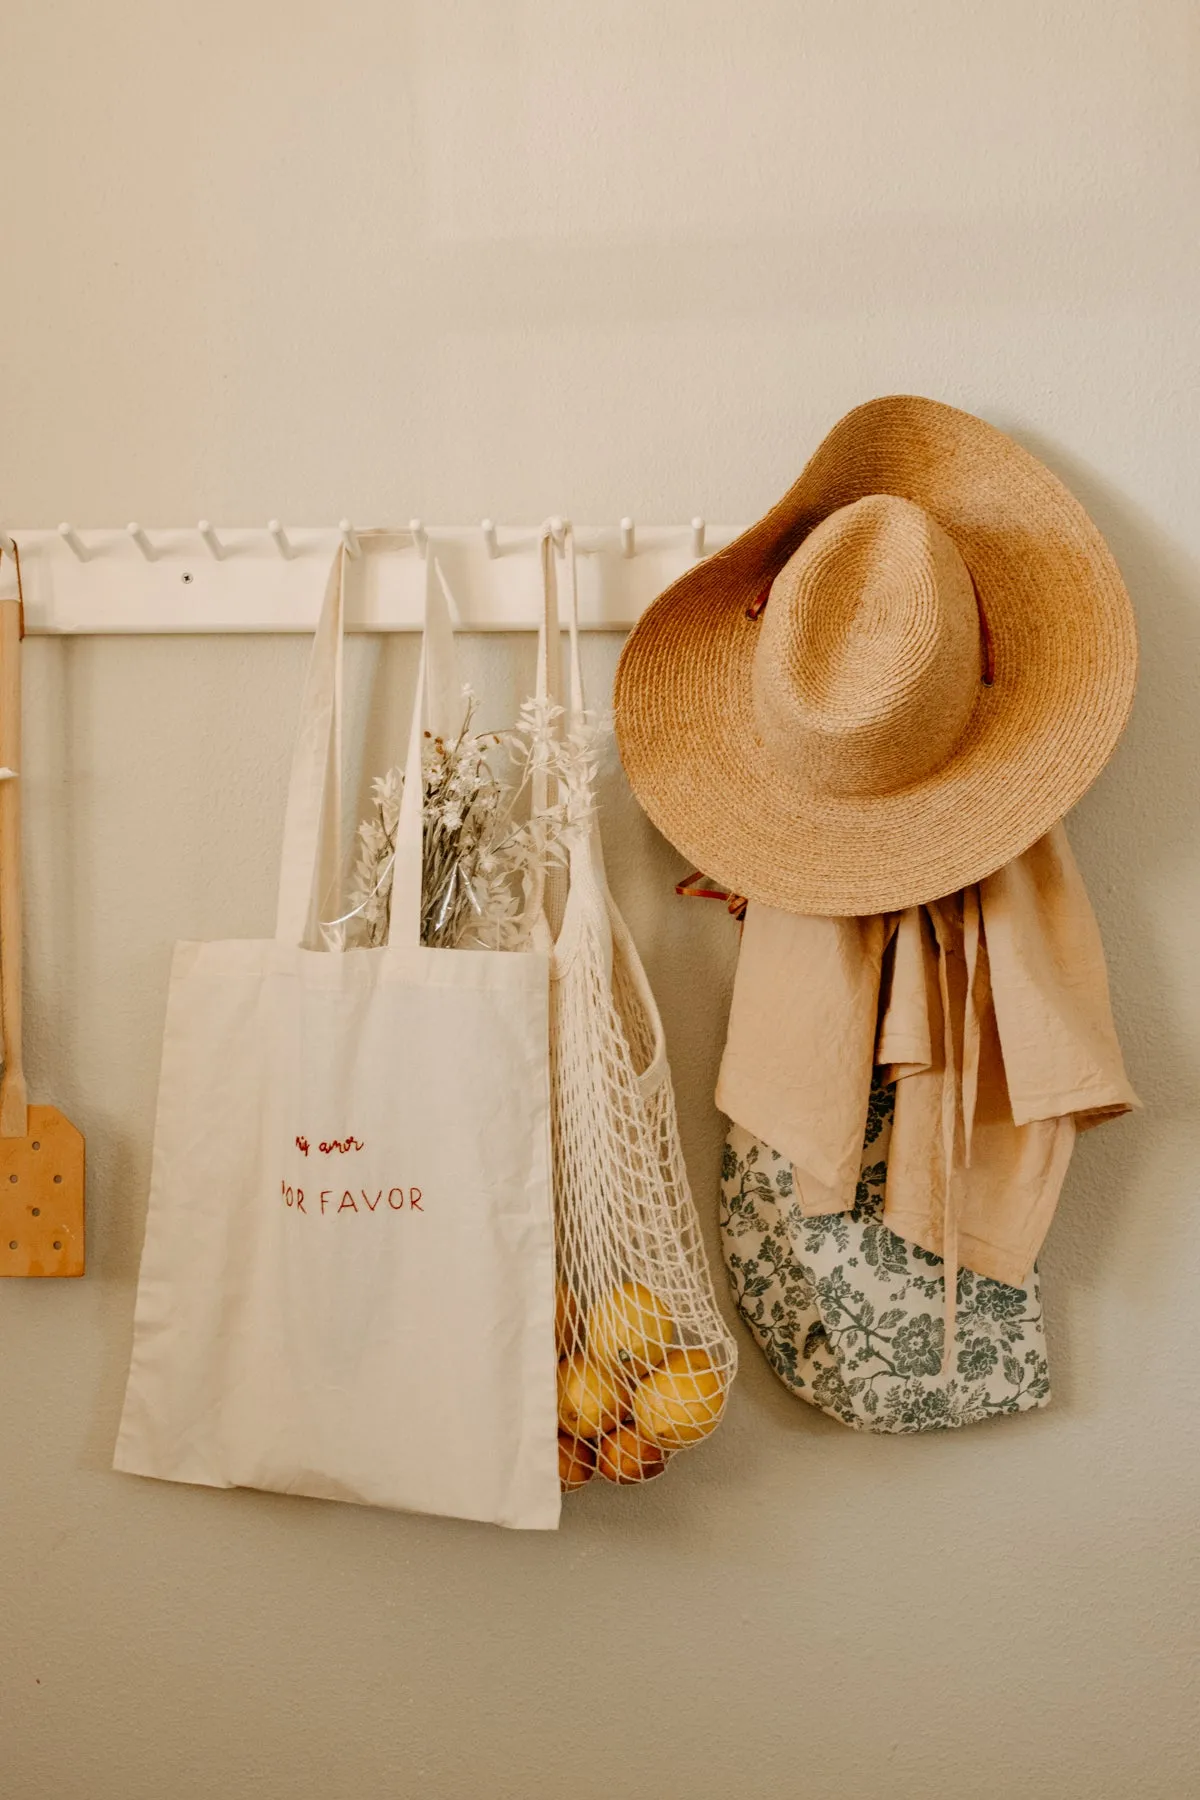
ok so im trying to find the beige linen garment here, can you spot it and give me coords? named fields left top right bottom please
left=717, top=824, right=1137, bottom=1291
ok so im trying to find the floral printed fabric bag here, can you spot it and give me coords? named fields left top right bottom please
left=720, top=1084, right=1050, bottom=1433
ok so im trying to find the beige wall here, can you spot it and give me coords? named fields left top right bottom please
left=3, top=4, right=1198, bottom=1796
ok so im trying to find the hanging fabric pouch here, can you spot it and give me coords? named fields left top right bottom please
left=720, top=1084, right=1051, bottom=1433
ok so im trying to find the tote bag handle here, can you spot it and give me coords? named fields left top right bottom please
left=526, top=524, right=586, bottom=936
left=530, top=523, right=585, bottom=827
left=535, top=525, right=584, bottom=726
left=274, top=539, right=460, bottom=951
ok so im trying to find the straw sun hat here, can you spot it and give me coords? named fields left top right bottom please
left=614, top=395, right=1137, bottom=916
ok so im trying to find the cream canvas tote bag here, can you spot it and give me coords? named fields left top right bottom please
left=115, top=543, right=561, bottom=1529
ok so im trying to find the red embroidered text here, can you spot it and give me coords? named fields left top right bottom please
left=281, top=1181, right=424, bottom=1216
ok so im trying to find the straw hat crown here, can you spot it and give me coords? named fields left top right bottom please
left=755, top=494, right=981, bottom=800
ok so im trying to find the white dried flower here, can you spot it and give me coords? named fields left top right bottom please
left=327, top=687, right=602, bottom=951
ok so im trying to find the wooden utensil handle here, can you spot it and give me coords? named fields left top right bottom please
left=0, top=599, right=26, bottom=1136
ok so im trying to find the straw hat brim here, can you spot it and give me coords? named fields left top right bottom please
left=614, top=395, right=1137, bottom=916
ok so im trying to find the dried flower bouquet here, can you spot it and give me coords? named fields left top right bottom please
left=324, top=688, right=600, bottom=952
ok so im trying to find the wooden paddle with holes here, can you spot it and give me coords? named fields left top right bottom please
left=0, top=586, right=85, bottom=1277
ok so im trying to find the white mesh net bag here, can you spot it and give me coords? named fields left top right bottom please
left=532, top=527, right=738, bottom=1493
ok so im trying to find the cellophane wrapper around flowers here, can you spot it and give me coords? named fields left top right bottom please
left=549, top=780, right=738, bottom=1498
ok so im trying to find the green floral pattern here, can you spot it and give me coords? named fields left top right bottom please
left=719, top=1086, right=1050, bottom=1433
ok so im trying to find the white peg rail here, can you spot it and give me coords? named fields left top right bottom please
left=0, top=522, right=741, bottom=634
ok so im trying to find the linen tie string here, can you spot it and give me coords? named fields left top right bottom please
left=926, top=902, right=961, bottom=1376
left=922, top=892, right=992, bottom=1376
